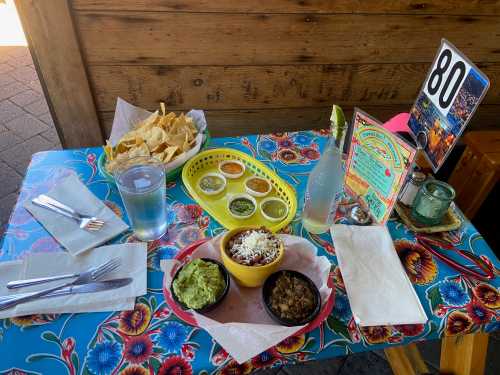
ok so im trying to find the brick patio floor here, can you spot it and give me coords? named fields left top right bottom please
left=0, top=46, right=60, bottom=233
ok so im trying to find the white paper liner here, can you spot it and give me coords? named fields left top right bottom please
left=161, top=234, right=332, bottom=364
left=108, top=97, right=208, bottom=171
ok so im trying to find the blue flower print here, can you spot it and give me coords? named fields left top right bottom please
left=334, top=294, right=352, bottom=322
left=293, top=134, right=311, bottom=146
left=86, top=341, right=121, bottom=375
left=439, top=281, right=470, bottom=306
left=158, top=321, right=188, bottom=353
left=260, top=139, right=277, bottom=153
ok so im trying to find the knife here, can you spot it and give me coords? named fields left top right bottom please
left=0, top=278, right=133, bottom=303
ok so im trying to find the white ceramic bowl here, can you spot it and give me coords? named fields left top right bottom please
left=218, top=160, right=246, bottom=179
left=244, top=176, right=272, bottom=197
left=198, top=172, right=227, bottom=195
left=227, top=193, right=257, bottom=219
left=260, top=197, right=289, bottom=222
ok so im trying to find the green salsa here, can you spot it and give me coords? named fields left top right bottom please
left=229, top=197, right=255, bottom=216
left=262, top=200, right=287, bottom=218
left=173, top=259, right=225, bottom=309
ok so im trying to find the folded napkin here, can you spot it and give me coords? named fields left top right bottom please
left=330, top=224, right=427, bottom=326
left=24, top=173, right=129, bottom=256
left=0, top=243, right=147, bottom=318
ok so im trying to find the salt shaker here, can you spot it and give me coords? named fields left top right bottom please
left=398, top=171, right=426, bottom=207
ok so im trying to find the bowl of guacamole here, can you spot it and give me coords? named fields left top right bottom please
left=171, top=258, right=230, bottom=312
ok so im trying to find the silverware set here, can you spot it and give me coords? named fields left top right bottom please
left=0, top=257, right=125, bottom=311
left=32, top=194, right=105, bottom=231
left=1, top=195, right=137, bottom=312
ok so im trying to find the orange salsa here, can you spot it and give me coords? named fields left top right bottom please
left=246, top=177, right=270, bottom=193
left=220, top=162, right=243, bottom=175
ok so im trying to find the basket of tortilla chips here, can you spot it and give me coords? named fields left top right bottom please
left=98, top=100, right=210, bottom=182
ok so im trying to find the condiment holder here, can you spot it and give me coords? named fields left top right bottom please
left=181, top=148, right=297, bottom=231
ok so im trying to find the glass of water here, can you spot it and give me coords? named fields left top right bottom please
left=114, top=156, right=168, bottom=241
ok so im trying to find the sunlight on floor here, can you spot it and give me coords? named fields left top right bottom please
left=0, top=0, right=27, bottom=46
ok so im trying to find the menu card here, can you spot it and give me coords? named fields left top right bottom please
left=344, top=109, right=416, bottom=223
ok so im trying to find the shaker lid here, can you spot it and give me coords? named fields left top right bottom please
left=411, top=171, right=426, bottom=182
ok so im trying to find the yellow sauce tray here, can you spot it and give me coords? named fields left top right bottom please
left=181, top=148, right=297, bottom=232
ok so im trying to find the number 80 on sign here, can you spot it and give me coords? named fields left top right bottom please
left=423, top=40, right=472, bottom=116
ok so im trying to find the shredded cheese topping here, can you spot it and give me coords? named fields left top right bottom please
left=229, top=230, right=281, bottom=265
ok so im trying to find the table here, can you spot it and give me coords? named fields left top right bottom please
left=1, top=130, right=499, bottom=375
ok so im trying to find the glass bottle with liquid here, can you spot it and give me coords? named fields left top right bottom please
left=302, top=106, right=347, bottom=234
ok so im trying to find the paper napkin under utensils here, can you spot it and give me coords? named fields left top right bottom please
left=24, top=173, right=129, bottom=256
left=0, top=243, right=147, bottom=319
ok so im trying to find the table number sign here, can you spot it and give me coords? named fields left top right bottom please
left=345, top=109, right=416, bottom=224
left=408, top=39, right=490, bottom=172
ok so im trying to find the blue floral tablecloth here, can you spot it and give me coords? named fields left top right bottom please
left=0, top=130, right=499, bottom=375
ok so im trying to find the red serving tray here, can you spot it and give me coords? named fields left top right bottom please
left=162, top=237, right=336, bottom=336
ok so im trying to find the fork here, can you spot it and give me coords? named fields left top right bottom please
left=0, top=257, right=121, bottom=311
left=32, top=194, right=105, bottom=231
left=7, top=257, right=122, bottom=289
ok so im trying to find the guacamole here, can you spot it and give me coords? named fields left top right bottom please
left=172, top=259, right=225, bottom=309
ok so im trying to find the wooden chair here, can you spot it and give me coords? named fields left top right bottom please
left=448, top=131, right=500, bottom=219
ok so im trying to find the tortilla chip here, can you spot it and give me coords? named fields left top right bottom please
left=168, top=133, right=186, bottom=148
left=127, top=143, right=150, bottom=158
left=163, top=146, right=178, bottom=163
left=145, top=127, right=165, bottom=150
left=181, top=132, right=191, bottom=152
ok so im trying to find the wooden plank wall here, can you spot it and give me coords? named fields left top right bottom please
left=68, top=0, right=500, bottom=138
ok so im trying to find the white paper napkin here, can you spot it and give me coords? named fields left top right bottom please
left=24, top=173, right=129, bottom=256
left=162, top=234, right=333, bottom=364
left=0, top=243, right=147, bottom=318
left=330, top=224, right=427, bottom=326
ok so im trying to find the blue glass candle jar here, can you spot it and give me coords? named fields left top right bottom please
left=411, top=180, right=455, bottom=226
